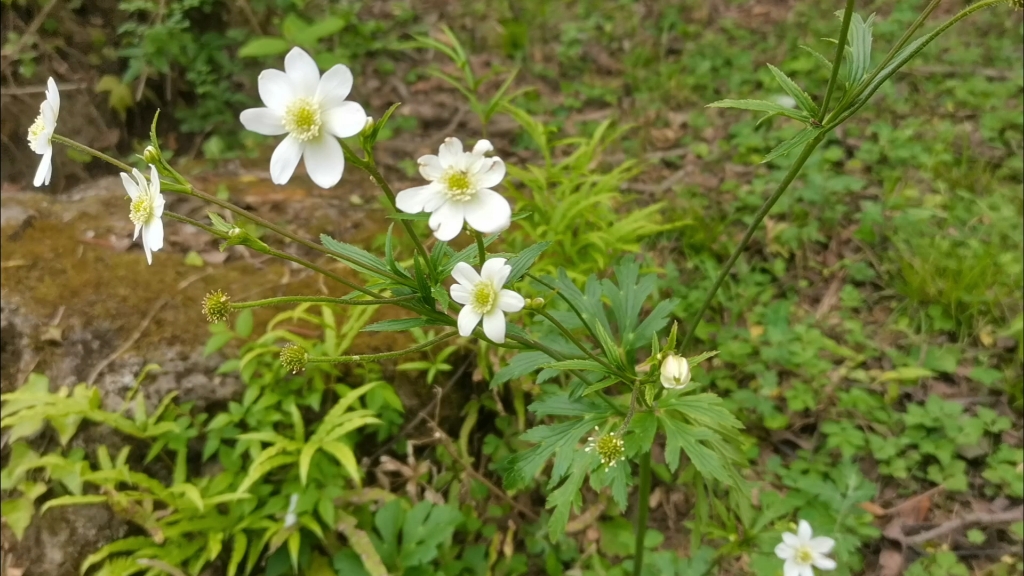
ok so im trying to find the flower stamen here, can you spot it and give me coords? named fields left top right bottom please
left=470, top=282, right=497, bottom=313
left=442, top=170, right=476, bottom=202
left=129, top=195, right=154, bottom=226
left=282, top=97, right=322, bottom=141
left=27, top=114, right=49, bottom=153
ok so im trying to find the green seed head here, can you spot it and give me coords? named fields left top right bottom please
left=280, top=344, right=309, bottom=374
left=202, top=290, right=231, bottom=323
left=586, top=428, right=625, bottom=469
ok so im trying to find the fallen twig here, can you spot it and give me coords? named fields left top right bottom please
left=86, top=297, right=169, bottom=385
left=899, top=506, right=1023, bottom=546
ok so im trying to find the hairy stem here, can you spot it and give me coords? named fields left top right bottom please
left=308, top=331, right=456, bottom=364
left=680, top=133, right=826, bottom=352
left=231, top=294, right=417, bottom=310
left=52, top=135, right=133, bottom=172
left=817, top=0, right=856, bottom=122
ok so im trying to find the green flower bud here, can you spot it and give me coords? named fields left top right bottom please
left=143, top=146, right=160, bottom=164
left=280, top=344, right=308, bottom=374
left=202, top=290, right=231, bottom=323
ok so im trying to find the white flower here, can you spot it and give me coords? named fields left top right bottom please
left=239, top=47, right=367, bottom=188
left=395, top=137, right=511, bottom=241
left=27, top=77, right=60, bottom=187
left=660, top=354, right=691, bottom=389
left=775, top=520, right=837, bottom=576
left=449, top=258, right=525, bottom=343
left=120, top=165, right=166, bottom=265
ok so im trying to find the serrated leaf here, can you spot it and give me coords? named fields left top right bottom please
left=491, top=351, right=554, bottom=388
left=337, top=511, right=387, bottom=576
left=299, top=443, right=318, bottom=486
left=687, top=350, right=720, bottom=366
left=659, top=416, right=734, bottom=485
left=80, top=536, right=155, bottom=575
left=706, top=99, right=812, bottom=123
left=545, top=449, right=595, bottom=540
left=504, top=417, right=601, bottom=491
left=763, top=127, right=822, bottom=163
left=766, top=64, right=818, bottom=115
left=321, top=234, right=391, bottom=278
left=321, top=441, right=361, bottom=487
left=542, top=359, right=618, bottom=377
left=799, top=45, right=834, bottom=71
left=847, top=13, right=876, bottom=86
left=506, top=241, right=551, bottom=284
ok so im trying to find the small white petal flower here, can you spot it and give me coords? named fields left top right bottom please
left=283, top=493, right=300, bottom=528
left=395, top=137, right=511, bottom=241
left=239, top=47, right=367, bottom=188
left=120, top=164, right=166, bottom=265
left=449, top=258, right=524, bottom=344
left=660, top=354, right=691, bottom=389
left=27, top=77, right=60, bottom=187
left=775, top=520, right=837, bottom=576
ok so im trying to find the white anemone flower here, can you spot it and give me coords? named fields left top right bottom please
left=395, top=137, right=511, bottom=241
left=120, top=165, right=166, bottom=265
left=239, top=47, right=367, bottom=188
left=660, top=354, right=691, bottom=389
left=27, top=77, right=60, bottom=187
left=775, top=520, right=837, bottom=576
left=449, top=258, right=525, bottom=343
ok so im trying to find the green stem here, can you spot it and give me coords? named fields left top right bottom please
left=164, top=211, right=223, bottom=237
left=536, top=309, right=623, bottom=378
left=231, top=294, right=417, bottom=310
left=264, top=247, right=385, bottom=299
left=351, top=143, right=435, bottom=279
left=525, top=273, right=608, bottom=352
left=52, top=135, right=133, bottom=172
left=632, top=451, right=652, bottom=576
left=473, top=230, right=487, bottom=267
left=680, top=133, right=826, bottom=352
left=859, top=0, right=941, bottom=96
left=308, top=331, right=456, bottom=364
left=817, top=0, right=856, bottom=122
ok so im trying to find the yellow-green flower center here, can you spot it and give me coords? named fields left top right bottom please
left=795, top=547, right=815, bottom=565
left=27, top=114, right=49, bottom=152
left=442, top=170, right=475, bottom=202
left=282, top=97, right=321, bottom=141
left=470, top=282, right=497, bottom=313
left=588, top=431, right=625, bottom=468
left=129, top=195, right=154, bottom=226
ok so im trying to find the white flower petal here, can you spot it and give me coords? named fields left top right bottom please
left=782, top=532, right=802, bottom=549
left=812, top=556, right=836, bottom=571
left=145, top=218, right=164, bottom=254
left=316, top=64, right=354, bottom=108
left=422, top=190, right=448, bottom=212
left=418, top=155, right=444, bottom=180
left=284, top=47, right=320, bottom=97
left=797, top=520, right=813, bottom=542
left=133, top=223, right=142, bottom=241
left=438, top=137, right=464, bottom=166
left=775, top=543, right=795, bottom=560
left=451, top=262, right=481, bottom=287
left=457, top=307, right=482, bottom=337
left=240, top=108, right=287, bottom=135
left=149, top=164, right=160, bottom=189
left=141, top=227, right=153, bottom=265
left=472, top=139, right=493, bottom=155
left=270, top=136, right=304, bottom=185
left=322, top=101, right=367, bottom=139
left=429, top=201, right=465, bottom=241
left=302, top=135, right=344, bottom=188
left=132, top=168, right=147, bottom=193
left=497, top=289, right=525, bottom=313
left=46, top=77, right=60, bottom=116
left=153, top=193, right=166, bottom=218
left=482, top=308, right=507, bottom=343
left=782, top=559, right=800, bottom=576
left=463, top=189, right=511, bottom=235
left=258, top=69, right=293, bottom=111
left=473, top=157, right=506, bottom=189
left=450, top=284, right=472, bottom=305
left=480, top=257, right=509, bottom=284
left=396, top=184, right=443, bottom=214
left=808, top=537, right=835, bottom=555
left=799, top=564, right=815, bottom=576
left=34, top=150, right=52, bottom=187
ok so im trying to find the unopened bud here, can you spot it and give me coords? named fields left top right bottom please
left=659, top=354, right=690, bottom=389
left=223, top=226, right=270, bottom=253
left=202, top=290, right=231, bottom=323
left=525, top=297, right=546, bottom=310
left=143, top=146, right=160, bottom=164
left=362, top=116, right=375, bottom=135
left=280, top=344, right=308, bottom=374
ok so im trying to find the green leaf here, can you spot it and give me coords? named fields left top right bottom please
left=80, top=536, right=155, bottom=575
left=506, top=241, right=551, bottom=284
left=304, top=17, right=347, bottom=42
left=337, top=511, right=387, bottom=576
left=847, top=13, right=876, bottom=86
left=542, top=359, right=618, bottom=377
left=545, top=449, right=595, bottom=540
left=529, top=393, right=615, bottom=418
left=1, top=497, right=34, bottom=539
left=299, top=443, right=318, bottom=486
left=321, top=441, right=361, bottom=487
left=237, top=37, right=292, bottom=58
left=491, top=351, right=554, bottom=388
left=226, top=532, right=248, bottom=576
left=39, top=494, right=107, bottom=514
left=687, top=350, right=720, bottom=367
left=235, top=309, right=254, bottom=339
left=706, top=99, right=812, bottom=123
left=799, top=45, right=833, bottom=71
left=763, top=127, right=822, bottom=163
left=659, top=416, right=737, bottom=486
left=321, top=234, right=391, bottom=278
left=361, top=317, right=447, bottom=332
left=504, top=417, right=601, bottom=491
left=766, top=64, right=818, bottom=115
left=204, top=332, right=234, bottom=357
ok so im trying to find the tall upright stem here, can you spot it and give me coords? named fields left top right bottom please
left=679, top=134, right=825, bottom=352
left=632, top=451, right=652, bottom=576
left=817, top=0, right=856, bottom=122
